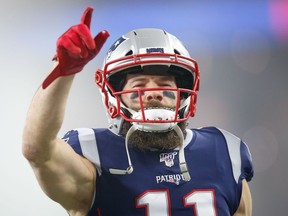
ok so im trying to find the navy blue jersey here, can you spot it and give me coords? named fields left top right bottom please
left=62, top=127, right=253, bottom=216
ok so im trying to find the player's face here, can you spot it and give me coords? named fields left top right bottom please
left=121, top=74, right=177, bottom=110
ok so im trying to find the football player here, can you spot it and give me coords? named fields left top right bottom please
left=22, top=6, right=253, bottom=216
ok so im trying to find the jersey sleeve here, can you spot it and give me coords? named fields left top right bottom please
left=61, top=128, right=102, bottom=174
left=218, top=128, right=254, bottom=183
left=62, top=129, right=84, bottom=156
left=240, top=141, right=254, bottom=182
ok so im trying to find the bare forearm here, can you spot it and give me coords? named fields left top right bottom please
left=22, top=74, right=75, bottom=162
left=22, top=5, right=109, bottom=163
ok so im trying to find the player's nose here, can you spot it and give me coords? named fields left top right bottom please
left=144, top=90, right=163, bottom=101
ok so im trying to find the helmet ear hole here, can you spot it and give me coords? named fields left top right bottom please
left=174, top=49, right=181, bottom=55
left=125, top=50, right=133, bottom=56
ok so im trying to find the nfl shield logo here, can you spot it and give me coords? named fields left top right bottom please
left=159, top=152, right=177, bottom=167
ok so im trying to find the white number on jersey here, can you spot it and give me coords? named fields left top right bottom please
left=136, top=189, right=217, bottom=216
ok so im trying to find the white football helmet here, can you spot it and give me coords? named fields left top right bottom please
left=95, top=28, right=200, bottom=135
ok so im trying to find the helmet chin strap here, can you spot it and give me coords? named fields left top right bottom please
left=109, top=124, right=191, bottom=181
left=174, top=125, right=191, bottom=181
left=109, top=124, right=136, bottom=175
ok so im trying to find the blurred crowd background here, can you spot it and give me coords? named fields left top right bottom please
left=1, top=0, right=287, bottom=215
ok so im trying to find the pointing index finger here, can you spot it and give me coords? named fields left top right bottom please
left=81, top=6, right=94, bottom=29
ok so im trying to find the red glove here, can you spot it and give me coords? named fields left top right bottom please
left=42, top=7, right=110, bottom=89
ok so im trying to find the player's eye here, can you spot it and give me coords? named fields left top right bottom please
left=132, top=82, right=145, bottom=88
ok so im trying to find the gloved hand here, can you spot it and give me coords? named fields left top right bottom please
left=42, top=7, right=109, bottom=89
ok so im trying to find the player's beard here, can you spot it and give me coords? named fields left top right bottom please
left=120, top=121, right=187, bottom=151
left=119, top=100, right=188, bottom=151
